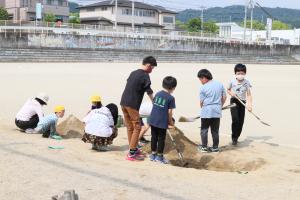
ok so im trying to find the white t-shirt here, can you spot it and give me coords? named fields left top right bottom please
left=83, top=107, right=114, bottom=137
left=139, top=102, right=153, bottom=117
left=16, top=99, right=44, bottom=121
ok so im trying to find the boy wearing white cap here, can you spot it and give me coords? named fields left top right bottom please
left=15, top=93, right=49, bottom=132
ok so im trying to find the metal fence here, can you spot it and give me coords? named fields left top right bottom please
left=0, top=20, right=268, bottom=45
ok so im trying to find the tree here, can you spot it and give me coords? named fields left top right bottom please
left=272, top=20, right=291, bottom=30
left=44, top=13, right=56, bottom=22
left=0, top=7, right=9, bottom=20
left=175, top=20, right=187, bottom=30
left=69, top=12, right=80, bottom=24
left=186, top=18, right=202, bottom=32
left=240, top=20, right=265, bottom=30
left=203, top=21, right=219, bottom=33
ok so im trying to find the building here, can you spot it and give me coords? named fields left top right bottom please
left=217, top=22, right=300, bottom=45
left=1, top=0, right=69, bottom=22
left=216, top=22, right=245, bottom=38
left=79, top=0, right=177, bottom=34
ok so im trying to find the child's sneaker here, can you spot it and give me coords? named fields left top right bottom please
left=98, top=145, right=109, bottom=152
left=149, top=153, right=157, bottom=161
left=135, top=149, right=146, bottom=157
left=209, top=147, right=220, bottom=153
left=155, top=155, right=169, bottom=164
left=25, top=128, right=37, bottom=134
left=232, top=139, right=238, bottom=146
left=92, top=144, right=98, bottom=151
left=126, top=153, right=144, bottom=161
left=198, top=146, right=209, bottom=153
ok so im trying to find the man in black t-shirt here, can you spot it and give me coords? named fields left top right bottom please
left=120, top=56, right=157, bottom=161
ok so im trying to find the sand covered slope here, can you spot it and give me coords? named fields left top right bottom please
left=143, top=127, right=266, bottom=172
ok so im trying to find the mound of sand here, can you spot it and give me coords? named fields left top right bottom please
left=143, top=127, right=266, bottom=172
left=56, top=115, right=85, bottom=139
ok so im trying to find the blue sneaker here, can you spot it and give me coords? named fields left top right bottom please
left=155, top=155, right=169, bottom=164
left=209, top=147, right=220, bottom=153
left=149, top=153, right=157, bottom=161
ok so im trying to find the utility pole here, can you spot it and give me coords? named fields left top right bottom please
left=200, top=6, right=205, bottom=37
left=250, top=0, right=254, bottom=41
left=132, top=0, right=135, bottom=32
left=243, top=0, right=249, bottom=41
left=114, top=0, right=118, bottom=30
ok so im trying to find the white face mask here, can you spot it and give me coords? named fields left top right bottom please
left=236, top=74, right=245, bottom=81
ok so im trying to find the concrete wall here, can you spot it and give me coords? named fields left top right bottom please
left=0, top=32, right=299, bottom=59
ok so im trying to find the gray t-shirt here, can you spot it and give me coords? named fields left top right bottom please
left=228, top=79, right=252, bottom=101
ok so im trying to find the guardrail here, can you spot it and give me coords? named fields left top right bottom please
left=0, top=20, right=269, bottom=46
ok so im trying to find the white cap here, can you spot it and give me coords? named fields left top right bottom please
left=36, top=93, right=49, bottom=104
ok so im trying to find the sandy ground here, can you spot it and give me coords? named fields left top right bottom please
left=0, top=63, right=300, bottom=199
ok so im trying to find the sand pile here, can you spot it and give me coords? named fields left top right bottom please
left=143, top=127, right=266, bottom=172
left=56, top=115, right=85, bottom=139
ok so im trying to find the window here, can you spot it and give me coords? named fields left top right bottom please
left=58, top=0, right=63, bottom=6
left=163, top=16, right=174, bottom=24
left=122, top=8, right=155, bottom=18
left=86, top=7, right=95, bottom=12
left=122, top=8, right=132, bottom=15
left=101, top=7, right=107, bottom=11
left=47, top=0, right=52, bottom=5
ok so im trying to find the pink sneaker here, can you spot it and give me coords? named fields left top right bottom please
left=126, top=153, right=144, bottom=161
left=135, top=149, right=146, bottom=157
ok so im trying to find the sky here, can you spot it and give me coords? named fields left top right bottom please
left=72, top=0, right=300, bottom=11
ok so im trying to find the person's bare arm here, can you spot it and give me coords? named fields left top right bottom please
left=222, top=86, right=227, bottom=106
left=168, top=109, right=174, bottom=128
left=246, top=89, right=253, bottom=112
left=222, top=95, right=227, bottom=106
left=227, top=88, right=235, bottom=97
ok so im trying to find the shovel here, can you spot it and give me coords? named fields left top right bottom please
left=178, top=103, right=237, bottom=122
left=233, top=95, right=271, bottom=127
left=167, top=130, right=188, bottom=167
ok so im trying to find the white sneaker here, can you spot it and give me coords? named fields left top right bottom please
left=25, top=129, right=37, bottom=134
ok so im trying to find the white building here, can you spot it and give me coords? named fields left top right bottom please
left=79, top=0, right=177, bottom=34
left=217, top=22, right=300, bottom=45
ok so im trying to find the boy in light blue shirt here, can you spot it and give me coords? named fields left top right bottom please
left=198, top=69, right=226, bottom=153
left=26, top=105, right=65, bottom=139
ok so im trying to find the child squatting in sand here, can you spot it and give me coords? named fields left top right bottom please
left=26, top=105, right=65, bottom=139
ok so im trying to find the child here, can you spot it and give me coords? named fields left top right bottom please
left=82, top=104, right=119, bottom=152
left=227, top=64, right=252, bottom=145
left=15, top=93, right=49, bottom=132
left=149, top=76, right=177, bottom=164
left=138, top=101, right=153, bottom=145
left=26, top=105, right=65, bottom=139
left=198, top=69, right=226, bottom=153
left=120, top=56, right=157, bottom=161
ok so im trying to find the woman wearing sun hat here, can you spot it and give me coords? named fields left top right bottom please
left=15, top=92, right=49, bottom=132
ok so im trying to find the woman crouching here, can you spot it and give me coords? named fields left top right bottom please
left=82, top=103, right=118, bottom=152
